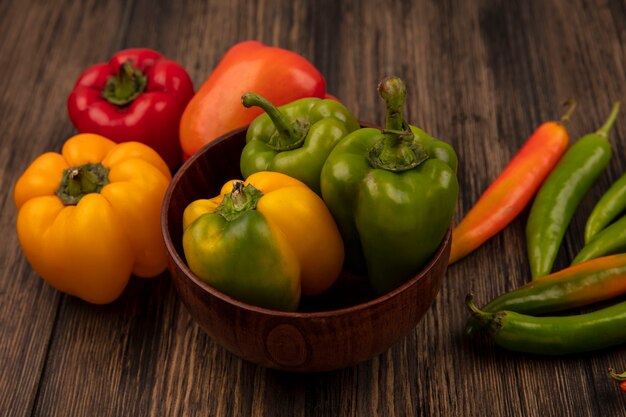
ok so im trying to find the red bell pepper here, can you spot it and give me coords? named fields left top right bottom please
left=67, top=48, right=195, bottom=171
left=179, top=41, right=326, bottom=159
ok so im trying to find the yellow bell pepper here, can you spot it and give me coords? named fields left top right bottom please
left=14, top=133, right=171, bottom=304
left=182, top=171, right=344, bottom=311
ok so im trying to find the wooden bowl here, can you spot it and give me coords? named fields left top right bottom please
left=161, top=126, right=452, bottom=372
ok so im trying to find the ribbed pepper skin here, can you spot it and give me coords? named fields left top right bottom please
left=14, top=134, right=171, bottom=304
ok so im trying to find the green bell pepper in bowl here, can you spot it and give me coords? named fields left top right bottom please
left=240, top=94, right=360, bottom=194
left=320, top=76, right=458, bottom=295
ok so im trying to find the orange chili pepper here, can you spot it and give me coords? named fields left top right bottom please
left=449, top=101, right=577, bottom=264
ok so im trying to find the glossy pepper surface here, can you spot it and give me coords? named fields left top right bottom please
left=573, top=213, right=626, bottom=264
left=467, top=294, right=626, bottom=355
left=67, top=48, right=195, bottom=172
left=464, top=253, right=626, bottom=334
left=449, top=102, right=576, bottom=264
left=14, top=134, right=172, bottom=304
left=182, top=172, right=344, bottom=311
left=239, top=93, right=360, bottom=194
left=179, top=41, right=326, bottom=159
left=526, top=102, right=620, bottom=279
left=585, top=168, right=626, bottom=243
left=320, top=77, right=458, bottom=295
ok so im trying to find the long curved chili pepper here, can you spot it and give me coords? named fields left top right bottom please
left=526, top=102, right=620, bottom=280
left=608, top=368, right=626, bottom=393
left=464, top=253, right=626, bottom=335
left=466, top=293, right=626, bottom=355
left=449, top=102, right=577, bottom=264
left=573, top=214, right=626, bottom=265
left=585, top=171, right=626, bottom=243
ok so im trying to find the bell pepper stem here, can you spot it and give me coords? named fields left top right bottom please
left=559, top=99, right=578, bottom=125
left=368, top=76, right=428, bottom=172
left=217, top=181, right=264, bottom=222
left=378, top=76, right=408, bottom=132
left=102, top=61, right=147, bottom=106
left=241, top=93, right=309, bottom=151
left=595, top=101, right=621, bottom=139
left=56, top=163, right=110, bottom=205
left=230, top=181, right=249, bottom=210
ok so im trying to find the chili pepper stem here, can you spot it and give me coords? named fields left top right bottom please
left=608, top=368, right=626, bottom=381
left=56, top=163, right=110, bottom=206
left=241, top=93, right=309, bottom=151
left=102, top=61, right=147, bottom=106
left=595, top=101, right=621, bottom=139
left=608, top=368, right=626, bottom=392
left=559, top=99, right=578, bottom=125
left=465, top=294, right=507, bottom=335
left=465, top=294, right=493, bottom=326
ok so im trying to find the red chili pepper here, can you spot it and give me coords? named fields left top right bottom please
left=67, top=48, right=195, bottom=172
left=449, top=101, right=577, bottom=264
left=179, top=41, right=326, bottom=159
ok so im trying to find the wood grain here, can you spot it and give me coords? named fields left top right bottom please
left=2, top=0, right=626, bottom=416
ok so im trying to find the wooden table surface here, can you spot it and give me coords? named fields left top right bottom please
left=3, top=0, right=626, bottom=416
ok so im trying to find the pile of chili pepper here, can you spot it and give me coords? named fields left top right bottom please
left=462, top=101, right=626, bottom=356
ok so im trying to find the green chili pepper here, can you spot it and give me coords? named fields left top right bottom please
left=584, top=169, right=626, bottom=244
left=466, top=294, right=626, bottom=355
left=464, top=253, right=626, bottom=335
left=320, top=76, right=458, bottom=294
left=239, top=93, right=360, bottom=195
left=526, top=102, right=620, bottom=280
left=572, top=213, right=626, bottom=264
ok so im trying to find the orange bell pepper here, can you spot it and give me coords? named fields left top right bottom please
left=14, top=134, right=171, bottom=304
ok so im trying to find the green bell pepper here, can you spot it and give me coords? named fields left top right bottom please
left=320, top=76, right=458, bottom=294
left=240, top=93, right=360, bottom=194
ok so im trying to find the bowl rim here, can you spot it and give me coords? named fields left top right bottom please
left=162, top=125, right=451, bottom=319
